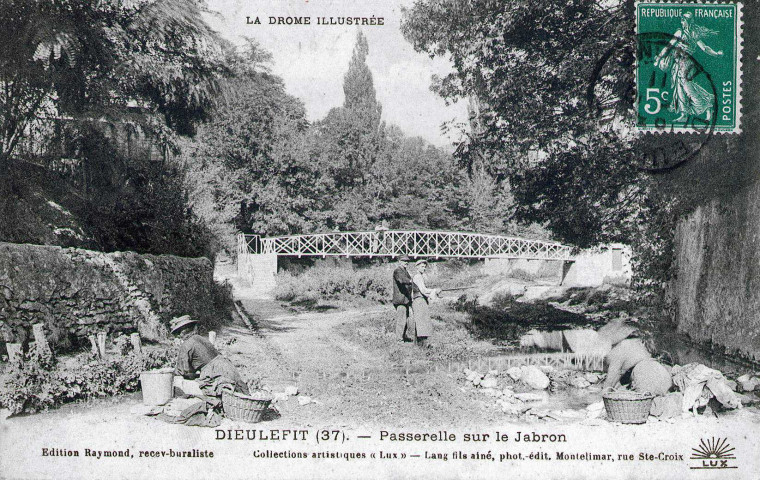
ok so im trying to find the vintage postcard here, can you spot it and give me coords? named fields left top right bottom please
left=1, top=0, right=758, bottom=479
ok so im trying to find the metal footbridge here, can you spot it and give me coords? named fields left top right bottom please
left=237, top=230, right=573, bottom=260
left=236, top=230, right=574, bottom=293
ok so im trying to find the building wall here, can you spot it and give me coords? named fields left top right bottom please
left=0, top=243, right=215, bottom=349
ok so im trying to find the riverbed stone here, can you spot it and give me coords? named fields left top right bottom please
left=520, top=365, right=550, bottom=390
left=737, top=375, right=760, bottom=393
left=650, top=392, right=683, bottom=419
left=584, top=372, right=601, bottom=384
left=513, top=392, right=546, bottom=402
left=480, top=376, right=498, bottom=389
left=464, top=369, right=482, bottom=383
left=481, top=388, right=502, bottom=397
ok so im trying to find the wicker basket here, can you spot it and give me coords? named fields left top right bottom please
left=602, top=390, right=655, bottom=424
left=222, top=390, right=272, bottom=423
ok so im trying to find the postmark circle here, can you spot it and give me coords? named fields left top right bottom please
left=587, top=31, right=717, bottom=173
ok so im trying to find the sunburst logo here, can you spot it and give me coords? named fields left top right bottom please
left=690, top=437, right=737, bottom=470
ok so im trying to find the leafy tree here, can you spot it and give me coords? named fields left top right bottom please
left=0, top=0, right=227, bottom=166
left=181, top=40, right=312, bottom=249
left=343, top=31, right=381, bottom=117
left=185, top=28, right=531, bottom=252
left=401, top=0, right=699, bottom=306
left=316, top=31, right=384, bottom=190
left=0, top=0, right=229, bottom=257
left=401, top=0, right=646, bottom=247
left=79, top=134, right=213, bottom=258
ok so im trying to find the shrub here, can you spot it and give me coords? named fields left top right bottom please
left=274, top=260, right=488, bottom=306
left=508, top=268, right=537, bottom=282
left=0, top=345, right=176, bottom=415
left=274, top=264, right=391, bottom=305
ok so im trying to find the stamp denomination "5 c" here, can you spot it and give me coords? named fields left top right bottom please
left=636, top=2, right=743, bottom=134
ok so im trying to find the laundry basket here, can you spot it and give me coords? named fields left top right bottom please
left=602, top=390, right=655, bottom=424
left=222, top=390, right=273, bottom=423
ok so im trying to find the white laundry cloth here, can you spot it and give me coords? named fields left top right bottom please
left=671, top=363, right=742, bottom=412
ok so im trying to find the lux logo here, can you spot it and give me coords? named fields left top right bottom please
left=701, top=459, right=729, bottom=468
left=690, top=438, right=738, bottom=470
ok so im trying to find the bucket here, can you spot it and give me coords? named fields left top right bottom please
left=140, top=368, right=174, bottom=406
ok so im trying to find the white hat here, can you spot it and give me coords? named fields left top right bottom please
left=170, top=315, right=197, bottom=334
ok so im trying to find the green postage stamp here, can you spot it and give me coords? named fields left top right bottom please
left=636, top=2, right=743, bottom=133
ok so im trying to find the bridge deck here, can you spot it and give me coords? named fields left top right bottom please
left=238, top=230, right=573, bottom=260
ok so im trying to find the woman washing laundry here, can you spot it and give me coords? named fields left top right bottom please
left=519, top=315, right=672, bottom=396
left=171, top=315, right=249, bottom=396
left=602, top=335, right=672, bottom=396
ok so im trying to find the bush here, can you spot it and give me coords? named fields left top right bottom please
left=425, top=260, right=485, bottom=290
left=0, top=345, right=176, bottom=415
left=274, top=264, right=391, bottom=304
left=508, top=268, right=537, bottom=282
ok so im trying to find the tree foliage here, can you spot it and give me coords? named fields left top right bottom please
left=320, top=31, right=384, bottom=190
left=0, top=0, right=227, bottom=165
left=0, top=0, right=228, bottom=257
left=401, top=0, right=649, bottom=247
left=181, top=40, right=311, bottom=250
left=401, top=0, right=686, bottom=303
left=181, top=30, right=544, bottom=254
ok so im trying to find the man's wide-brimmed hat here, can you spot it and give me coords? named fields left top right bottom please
left=170, top=315, right=197, bottom=334
left=416, top=259, right=428, bottom=266
left=399, top=255, right=411, bottom=262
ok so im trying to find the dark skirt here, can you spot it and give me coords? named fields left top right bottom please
left=197, top=356, right=249, bottom=396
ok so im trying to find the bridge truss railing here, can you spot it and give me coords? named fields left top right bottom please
left=237, top=230, right=573, bottom=261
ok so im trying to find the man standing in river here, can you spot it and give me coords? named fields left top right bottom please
left=392, top=256, right=414, bottom=342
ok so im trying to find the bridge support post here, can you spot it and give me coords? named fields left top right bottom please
left=238, top=252, right=278, bottom=297
left=482, top=257, right=514, bottom=275
left=559, top=260, right=573, bottom=286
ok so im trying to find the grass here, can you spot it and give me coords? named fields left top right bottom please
left=343, top=302, right=495, bottom=363
left=273, top=260, right=489, bottom=309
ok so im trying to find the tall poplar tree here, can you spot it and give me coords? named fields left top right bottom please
left=343, top=31, right=382, bottom=121
left=315, top=29, right=385, bottom=228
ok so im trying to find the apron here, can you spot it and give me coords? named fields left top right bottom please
left=409, top=295, right=433, bottom=338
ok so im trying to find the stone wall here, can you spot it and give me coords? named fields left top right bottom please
left=672, top=180, right=760, bottom=362
left=0, top=242, right=216, bottom=349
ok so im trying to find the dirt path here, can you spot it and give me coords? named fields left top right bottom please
left=252, top=303, right=387, bottom=378
left=224, top=287, right=495, bottom=428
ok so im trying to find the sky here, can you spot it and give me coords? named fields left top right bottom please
left=205, top=0, right=469, bottom=149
